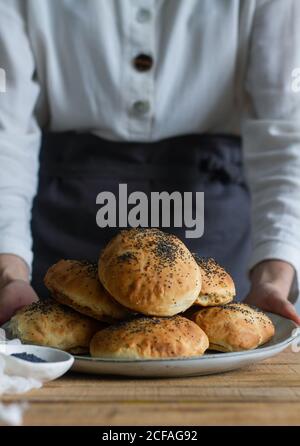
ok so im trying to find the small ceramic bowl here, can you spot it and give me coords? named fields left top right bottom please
left=1, top=344, right=74, bottom=382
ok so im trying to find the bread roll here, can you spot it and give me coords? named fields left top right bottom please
left=90, top=315, right=209, bottom=359
left=98, top=228, right=201, bottom=316
left=193, top=256, right=235, bottom=306
left=44, top=259, right=131, bottom=322
left=191, top=303, right=275, bottom=352
left=8, top=300, right=104, bottom=354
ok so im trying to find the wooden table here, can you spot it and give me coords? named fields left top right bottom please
left=2, top=347, right=300, bottom=426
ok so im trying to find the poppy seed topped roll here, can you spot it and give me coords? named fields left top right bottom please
left=193, top=256, right=235, bottom=306
left=44, top=259, right=131, bottom=323
left=90, top=315, right=209, bottom=359
left=98, top=228, right=201, bottom=316
left=8, top=300, right=104, bottom=354
left=190, top=303, right=275, bottom=352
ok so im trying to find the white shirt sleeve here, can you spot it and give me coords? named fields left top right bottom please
left=0, top=0, right=41, bottom=270
left=242, top=0, right=300, bottom=290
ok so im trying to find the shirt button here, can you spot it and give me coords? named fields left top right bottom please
left=136, top=8, right=152, bottom=23
left=133, top=53, right=153, bottom=72
left=132, top=100, right=151, bottom=115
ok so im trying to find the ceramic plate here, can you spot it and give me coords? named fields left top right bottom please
left=72, top=313, right=300, bottom=377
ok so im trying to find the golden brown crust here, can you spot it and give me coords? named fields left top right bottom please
left=8, top=300, right=105, bottom=354
left=44, top=259, right=131, bottom=322
left=98, top=229, right=201, bottom=316
left=190, top=303, right=275, bottom=352
left=90, top=315, right=209, bottom=359
left=193, top=256, right=235, bottom=306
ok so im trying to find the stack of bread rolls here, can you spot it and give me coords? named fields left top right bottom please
left=8, top=228, right=275, bottom=359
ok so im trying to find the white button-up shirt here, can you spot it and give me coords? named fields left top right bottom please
left=0, top=0, right=300, bottom=286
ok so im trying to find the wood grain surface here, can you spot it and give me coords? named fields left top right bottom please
left=1, top=348, right=300, bottom=426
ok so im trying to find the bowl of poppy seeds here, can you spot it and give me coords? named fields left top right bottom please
left=11, top=352, right=47, bottom=363
left=1, top=344, right=74, bottom=382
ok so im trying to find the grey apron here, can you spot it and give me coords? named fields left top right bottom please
left=31, top=132, right=251, bottom=300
